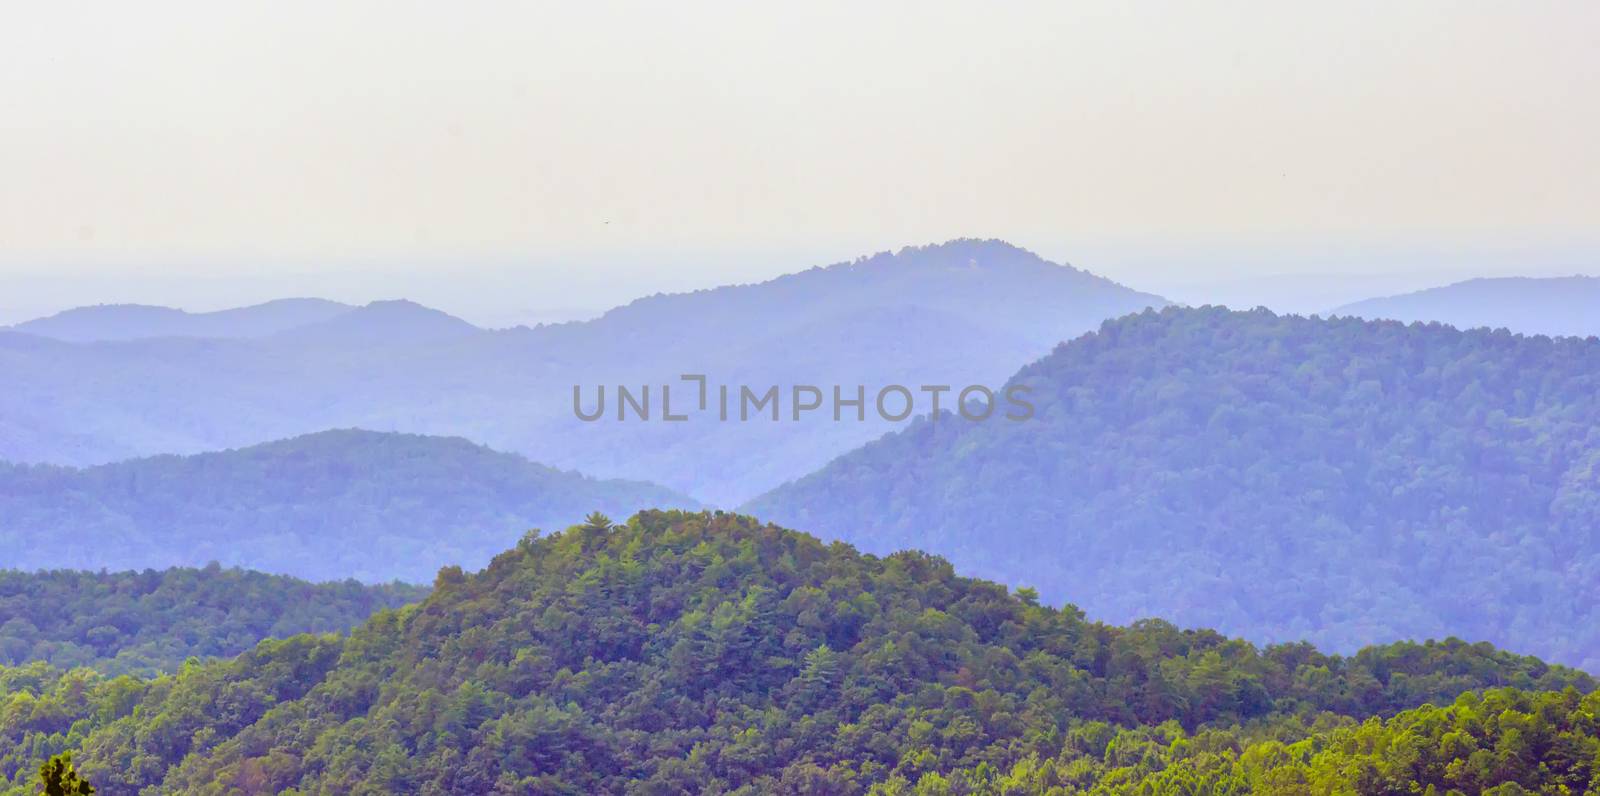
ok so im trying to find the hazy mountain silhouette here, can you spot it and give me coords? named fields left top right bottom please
left=1332, top=275, right=1600, bottom=338
left=0, top=429, right=697, bottom=582
left=0, top=240, right=1164, bottom=503
left=744, top=306, right=1600, bottom=670
left=8, top=298, right=353, bottom=341
left=270, top=299, right=482, bottom=346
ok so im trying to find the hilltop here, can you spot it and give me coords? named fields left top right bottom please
left=0, top=510, right=1588, bottom=793
left=746, top=306, right=1600, bottom=670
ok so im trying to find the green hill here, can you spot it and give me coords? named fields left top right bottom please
left=0, top=511, right=1588, bottom=794
left=745, top=306, right=1600, bottom=671
left=0, top=429, right=697, bottom=582
left=0, top=566, right=425, bottom=676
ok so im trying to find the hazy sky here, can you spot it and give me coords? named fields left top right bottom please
left=3, top=2, right=1597, bottom=323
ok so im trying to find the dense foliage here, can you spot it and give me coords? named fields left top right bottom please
left=0, top=240, right=1163, bottom=504
left=0, top=511, right=1588, bottom=794
left=0, top=566, right=425, bottom=675
left=876, top=688, right=1600, bottom=794
left=0, top=429, right=696, bottom=581
left=746, top=306, right=1600, bottom=670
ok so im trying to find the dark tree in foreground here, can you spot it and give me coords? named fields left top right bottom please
left=39, top=753, right=94, bottom=796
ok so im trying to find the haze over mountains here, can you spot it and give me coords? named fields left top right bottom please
left=0, top=429, right=695, bottom=582
left=0, top=240, right=1165, bottom=504
left=746, top=306, right=1600, bottom=671
left=1331, top=275, right=1600, bottom=339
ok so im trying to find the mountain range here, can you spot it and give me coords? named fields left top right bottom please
left=0, top=240, right=1165, bottom=504
left=745, top=305, right=1600, bottom=671
left=0, top=429, right=696, bottom=582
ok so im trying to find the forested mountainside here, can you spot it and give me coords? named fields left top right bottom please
left=1333, top=275, right=1600, bottom=338
left=0, top=567, right=425, bottom=676
left=0, top=511, right=1589, bottom=794
left=7, top=298, right=354, bottom=341
left=745, top=306, right=1600, bottom=671
left=0, top=240, right=1164, bottom=504
left=0, top=429, right=696, bottom=582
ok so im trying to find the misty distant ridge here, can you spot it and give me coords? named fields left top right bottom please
left=1332, top=275, right=1600, bottom=339
left=0, top=239, right=1165, bottom=503
left=585, top=238, right=1159, bottom=355
left=8, top=297, right=355, bottom=342
left=7, top=297, right=486, bottom=344
left=268, top=299, right=482, bottom=346
left=0, top=428, right=697, bottom=582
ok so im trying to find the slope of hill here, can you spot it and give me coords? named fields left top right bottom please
left=745, top=306, right=1600, bottom=671
left=8, top=298, right=353, bottom=341
left=0, top=567, right=425, bottom=676
left=0, top=240, right=1165, bottom=503
left=0, top=511, right=1589, bottom=794
left=0, top=429, right=697, bottom=582
left=1332, top=275, right=1600, bottom=338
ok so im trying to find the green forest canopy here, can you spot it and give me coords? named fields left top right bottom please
left=0, top=566, right=426, bottom=676
left=0, top=511, right=1591, bottom=794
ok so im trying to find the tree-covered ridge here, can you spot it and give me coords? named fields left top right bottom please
left=0, top=566, right=426, bottom=676
left=745, top=306, right=1600, bottom=671
left=873, top=687, right=1600, bottom=794
left=0, top=511, right=1589, bottom=794
left=0, top=429, right=698, bottom=581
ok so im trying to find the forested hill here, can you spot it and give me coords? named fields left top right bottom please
left=1333, top=275, right=1600, bottom=338
left=0, top=429, right=697, bottom=582
left=745, top=306, right=1600, bottom=671
left=0, top=567, right=425, bottom=676
left=0, top=511, right=1590, bottom=794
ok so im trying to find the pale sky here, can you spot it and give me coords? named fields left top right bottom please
left=2, top=2, right=1597, bottom=323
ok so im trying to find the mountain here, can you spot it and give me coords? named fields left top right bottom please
left=0, top=240, right=1165, bottom=503
left=270, top=298, right=482, bottom=346
left=0, top=567, right=425, bottom=676
left=0, top=429, right=697, bottom=582
left=0, top=510, right=1589, bottom=794
left=1332, top=275, right=1600, bottom=338
left=745, top=306, right=1600, bottom=671
left=8, top=298, right=353, bottom=341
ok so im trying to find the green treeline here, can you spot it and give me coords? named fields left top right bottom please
left=0, top=511, right=1591, bottom=794
left=874, top=688, right=1599, bottom=794
left=0, top=566, right=425, bottom=676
